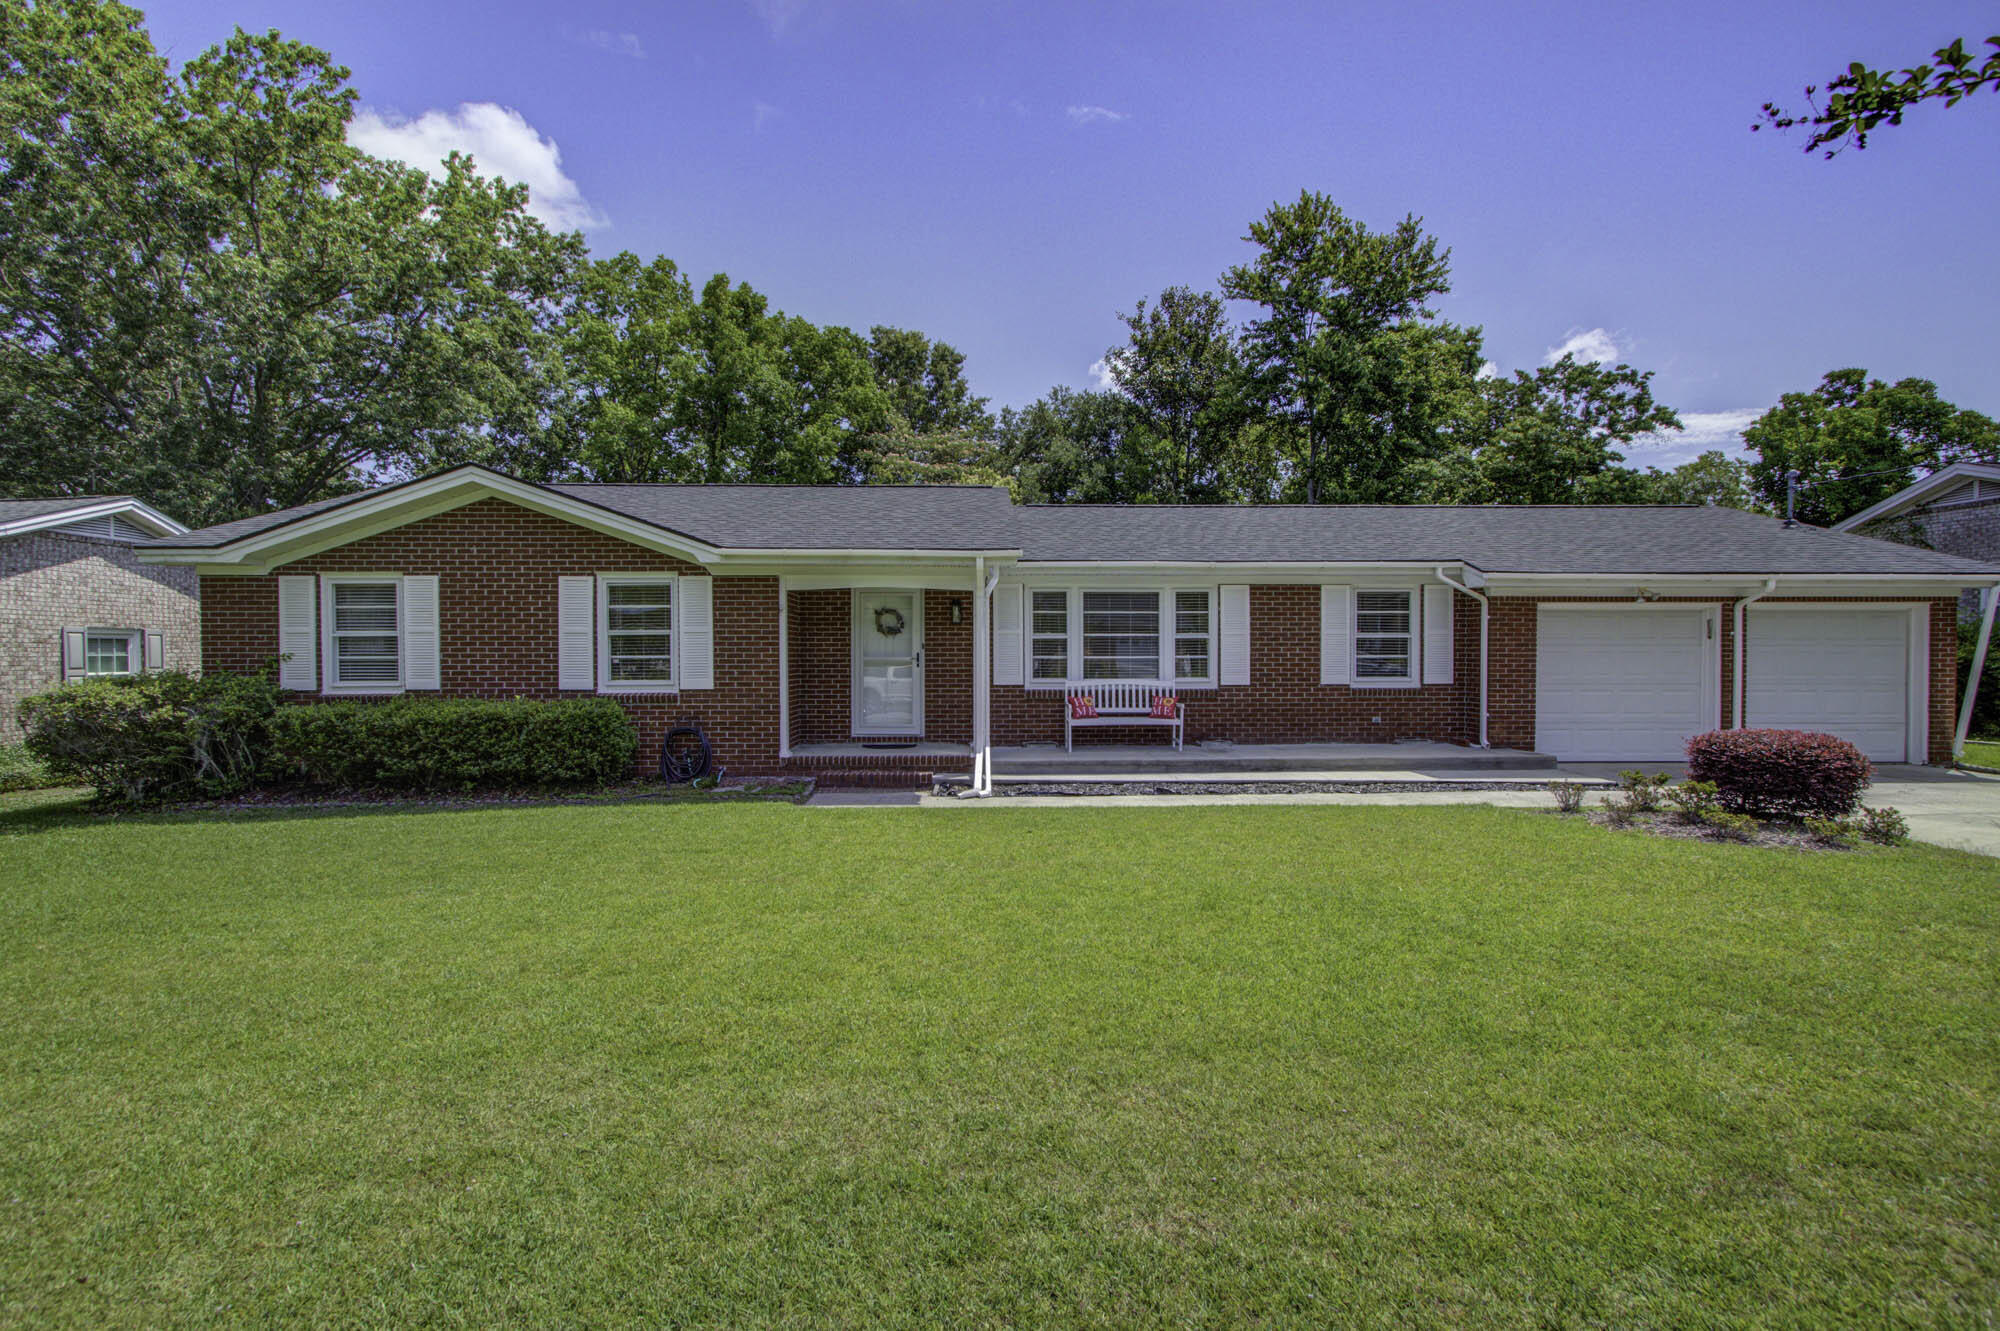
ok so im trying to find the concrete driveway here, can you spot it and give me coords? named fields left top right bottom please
left=1559, top=763, right=2000, bottom=859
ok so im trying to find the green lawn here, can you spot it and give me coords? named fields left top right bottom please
left=2, top=799, right=1996, bottom=1327
left=1962, top=738, right=2000, bottom=769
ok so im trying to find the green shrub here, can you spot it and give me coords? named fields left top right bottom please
left=0, top=742, right=57, bottom=792
left=17, top=669, right=279, bottom=803
left=1686, top=729, right=1872, bottom=819
left=269, top=697, right=638, bottom=792
left=1599, top=794, right=1637, bottom=827
left=1802, top=816, right=1857, bottom=848
left=1699, top=808, right=1760, bottom=842
left=1663, top=779, right=1721, bottom=823
left=1856, top=806, right=1910, bottom=846
left=1548, top=779, right=1586, bottom=813
left=1616, top=770, right=1672, bottom=811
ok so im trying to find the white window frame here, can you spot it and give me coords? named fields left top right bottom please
left=1020, top=584, right=1220, bottom=689
left=1028, top=588, right=1071, bottom=684
left=1351, top=587, right=1419, bottom=688
left=83, top=628, right=141, bottom=678
left=597, top=574, right=678, bottom=694
left=320, top=574, right=404, bottom=694
left=1079, top=587, right=1165, bottom=683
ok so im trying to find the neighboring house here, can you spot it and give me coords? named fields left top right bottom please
left=138, top=465, right=2000, bottom=785
left=2, top=496, right=198, bottom=742
left=1833, top=460, right=2000, bottom=620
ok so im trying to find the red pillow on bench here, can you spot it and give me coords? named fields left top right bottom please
left=1067, top=694, right=1098, bottom=720
left=1150, top=694, right=1178, bottom=719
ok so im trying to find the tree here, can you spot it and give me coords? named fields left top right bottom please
left=1101, top=286, right=1244, bottom=503
left=550, top=252, right=697, bottom=482
left=1424, top=354, right=1682, bottom=504
left=1632, top=451, right=1760, bottom=510
left=1741, top=369, right=2000, bottom=525
left=1758, top=35, right=2000, bottom=155
left=1219, top=192, right=1456, bottom=503
left=847, top=425, right=1009, bottom=488
left=994, top=388, right=1146, bottom=504
left=865, top=326, right=991, bottom=438
left=0, top=4, right=584, bottom=526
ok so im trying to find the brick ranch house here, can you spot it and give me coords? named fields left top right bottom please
left=138, top=465, right=2000, bottom=788
left=2, top=496, right=197, bottom=743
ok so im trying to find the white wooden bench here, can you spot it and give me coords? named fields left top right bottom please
left=1063, top=680, right=1183, bottom=751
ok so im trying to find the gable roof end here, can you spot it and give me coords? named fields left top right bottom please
left=0, top=496, right=188, bottom=539
left=1831, top=461, right=2000, bottom=532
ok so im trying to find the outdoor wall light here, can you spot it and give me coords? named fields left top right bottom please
left=950, top=598, right=965, bottom=624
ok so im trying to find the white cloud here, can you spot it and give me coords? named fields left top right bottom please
left=1629, top=408, right=1765, bottom=467
left=1088, top=358, right=1117, bottom=391
left=349, top=104, right=605, bottom=230
left=747, top=0, right=808, bottom=38
left=1477, top=359, right=1499, bottom=380
left=1066, top=105, right=1129, bottom=126
left=567, top=27, right=645, bottom=58
left=1544, top=326, right=1623, bottom=366
left=752, top=100, right=783, bottom=132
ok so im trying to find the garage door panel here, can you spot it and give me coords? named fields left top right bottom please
left=1536, top=609, right=1712, bottom=761
left=1747, top=609, right=1910, bottom=761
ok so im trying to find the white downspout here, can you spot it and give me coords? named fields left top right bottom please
left=1956, top=585, right=1997, bottom=762
left=1732, top=577, right=1778, bottom=730
left=776, top=575, right=790, bottom=761
left=977, top=563, right=1000, bottom=794
left=1433, top=566, right=1489, bottom=749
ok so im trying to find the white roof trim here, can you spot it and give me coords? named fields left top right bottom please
left=0, top=497, right=187, bottom=539
left=1832, top=461, right=2000, bottom=531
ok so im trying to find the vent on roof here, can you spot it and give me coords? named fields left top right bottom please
left=56, top=513, right=150, bottom=541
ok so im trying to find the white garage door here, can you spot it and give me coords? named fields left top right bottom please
left=1746, top=608, right=1911, bottom=761
left=1536, top=608, right=1714, bottom=761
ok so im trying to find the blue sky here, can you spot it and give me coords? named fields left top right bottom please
left=135, top=0, right=2000, bottom=465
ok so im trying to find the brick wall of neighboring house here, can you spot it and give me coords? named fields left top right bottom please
left=990, top=585, right=1483, bottom=748
left=199, top=498, right=782, bottom=772
left=1488, top=594, right=1958, bottom=764
left=1, top=532, right=200, bottom=742
left=1858, top=498, right=2000, bottom=620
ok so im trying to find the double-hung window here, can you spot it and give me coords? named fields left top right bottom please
left=1081, top=590, right=1161, bottom=680
left=1030, top=590, right=1070, bottom=681
left=1353, top=589, right=1416, bottom=684
left=326, top=577, right=402, bottom=690
left=1173, top=590, right=1212, bottom=682
left=84, top=630, right=140, bottom=677
left=600, top=576, right=674, bottom=690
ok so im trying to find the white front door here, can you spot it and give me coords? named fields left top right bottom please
left=853, top=590, right=924, bottom=736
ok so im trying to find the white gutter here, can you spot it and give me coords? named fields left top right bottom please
left=1732, top=577, right=1779, bottom=729
left=1956, top=586, right=1996, bottom=762
left=1434, top=566, right=1489, bottom=748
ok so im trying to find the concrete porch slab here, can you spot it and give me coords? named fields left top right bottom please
left=991, top=740, right=1554, bottom=776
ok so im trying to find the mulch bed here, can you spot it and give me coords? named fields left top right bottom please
left=79, top=778, right=818, bottom=816
left=1563, top=807, right=1857, bottom=851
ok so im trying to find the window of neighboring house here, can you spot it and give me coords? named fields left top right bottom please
left=84, top=630, right=139, bottom=677
left=1353, top=589, right=1416, bottom=683
left=601, top=577, right=673, bottom=689
left=1030, top=589, right=1070, bottom=681
left=1081, top=590, right=1161, bottom=680
left=327, top=578, right=402, bottom=689
left=1173, top=590, right=1212, bottom=682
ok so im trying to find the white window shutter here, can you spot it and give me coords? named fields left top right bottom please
left=558, top=576, right=595, bottom=690
left=1219, top=584, right=1251, bottom=686
left=401, top=575, right=441, bottom=690
left=62, top=627, right=87, bottom=682
left=1319, top=584, right=1351, bottom=685
left=277, top=576, right=317, bottom=691
left=993, top=583, right=1023, bottom=686
left=1422, top=584, right=1454, bottom=684
left=678, top=575, right=714, bottom=690
left=143, top=631, right=163, bottom=671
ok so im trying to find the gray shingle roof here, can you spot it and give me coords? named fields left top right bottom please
left=145, top=469, right=2000, bottom=579
left=1012, top=503, right=2000, bottom=575
left=0, top=496, right=136, bottom=522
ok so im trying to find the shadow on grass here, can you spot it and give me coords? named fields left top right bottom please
left=0, top=783, right=812, bottom=835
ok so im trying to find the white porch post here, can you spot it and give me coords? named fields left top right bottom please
left=973, top=556, right=991, bottom=794
left=776, top=575, right=790, bottom=760
left=1957, top=586, right=1996, bottom=761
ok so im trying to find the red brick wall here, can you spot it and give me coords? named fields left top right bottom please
left=990, top=585, right=1483, bottom=747
left=1489, top=594, right=1958, bottom=763
left=200, top=498, right=781, bottom=772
